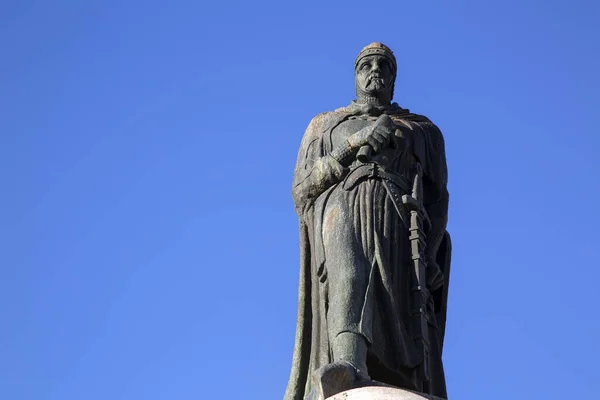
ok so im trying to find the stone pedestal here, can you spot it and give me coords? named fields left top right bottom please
left=328, top=387, right=445, bottom=400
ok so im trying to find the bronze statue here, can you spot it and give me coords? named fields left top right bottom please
left=285, top=43, right=452, bottom=400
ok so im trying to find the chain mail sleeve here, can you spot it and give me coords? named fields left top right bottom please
left=292, top=113, right=349, bottom=216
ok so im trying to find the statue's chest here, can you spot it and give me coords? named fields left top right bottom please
left=330, top=118, right=374, bottom=148
left=328, top=115, right=420, bottom=171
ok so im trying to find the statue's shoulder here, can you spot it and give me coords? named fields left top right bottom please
left=393, top=111, right=432, bottom=125
left=394, top=111, right=446, bottom=163
left=413, top=114, right=444, bottom=145
left=307, top=111, right=332, bottom=127
left=395, top=111, right=444, bottom=139
left=333, top=104, right=355, bottom=114
left=305, top=110, right=350, bottom=135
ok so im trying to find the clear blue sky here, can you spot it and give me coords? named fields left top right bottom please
left=1, top=1, right=599, bottom=399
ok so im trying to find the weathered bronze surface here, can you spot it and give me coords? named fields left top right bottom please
left=285, top=43, right=451, bottom=400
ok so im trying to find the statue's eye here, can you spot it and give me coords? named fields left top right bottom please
left=361, top=62, right=370, bottom=70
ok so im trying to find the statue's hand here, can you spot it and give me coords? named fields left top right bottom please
left=348, top=114, right=395, bottom=153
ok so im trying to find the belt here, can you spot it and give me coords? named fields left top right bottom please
left=342, top=164, right=411, bottom=193
left=342, top=164, right=411, bottom=227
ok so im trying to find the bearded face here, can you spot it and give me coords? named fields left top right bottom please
left=355, top=54, right=395, bottom=102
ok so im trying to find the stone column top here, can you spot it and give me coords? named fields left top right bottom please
left=328, top=386, right=446, bottom=400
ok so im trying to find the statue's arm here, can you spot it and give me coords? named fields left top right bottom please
left=422, top=122, right=449, bottom=290
left=292, top=114, right=353, bottom=215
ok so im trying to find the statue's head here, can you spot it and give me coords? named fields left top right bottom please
left=354, top=42, right=397, bottom=105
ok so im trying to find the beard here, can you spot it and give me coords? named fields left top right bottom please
left=355, top=72, right=395, bottom=106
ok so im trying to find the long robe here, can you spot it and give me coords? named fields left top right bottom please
left=285, top=103, right=451, bottom=400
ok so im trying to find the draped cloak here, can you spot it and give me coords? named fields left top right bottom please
left=285, top=103, right=451, bottom=400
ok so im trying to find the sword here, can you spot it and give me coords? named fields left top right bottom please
left=402, top=163, right=433, bottom=391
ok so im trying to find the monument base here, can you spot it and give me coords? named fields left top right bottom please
left=327, top=386, right=446, bottom=400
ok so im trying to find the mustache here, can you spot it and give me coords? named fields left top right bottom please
left=367, top=74, right=385, bottom=85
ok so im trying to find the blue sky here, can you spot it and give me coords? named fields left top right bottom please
left=1, top=1, right=599, bottom=399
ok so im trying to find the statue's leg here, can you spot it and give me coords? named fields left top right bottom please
left=322, top=203, right=371, bottom=377
left=310, top=202, right=372, bottom=400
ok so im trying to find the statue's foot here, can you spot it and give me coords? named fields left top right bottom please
left=311, top=361, right=368, bottom=400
